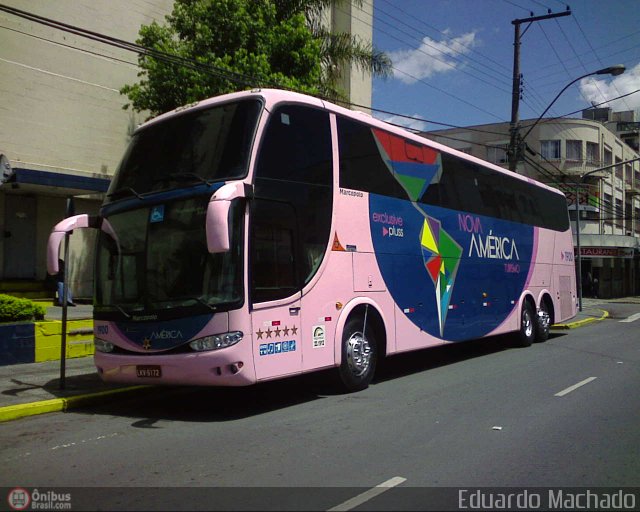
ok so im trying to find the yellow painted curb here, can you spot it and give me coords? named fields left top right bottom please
left=553, top=309, right=609, bottom=329
left=0, top=386, right=150, bottom=423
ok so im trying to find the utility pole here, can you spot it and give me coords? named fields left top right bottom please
left=508, top=8, right=571, bottom=173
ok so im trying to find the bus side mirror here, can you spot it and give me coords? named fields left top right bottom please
left=47, top=214, right=102, bottom=274
left=206, top=201, right=232, bottom=253
left=206, top=182, right=251, bottom=254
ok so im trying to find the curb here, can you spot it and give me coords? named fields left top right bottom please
left=552, top=309, right=609, bottom=330
left=0, top=385, right=151, bottom=423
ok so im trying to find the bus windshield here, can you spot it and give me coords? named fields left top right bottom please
left=95, top=196, right=244, bottom=318
left=107, top=99, right=262, bottom=198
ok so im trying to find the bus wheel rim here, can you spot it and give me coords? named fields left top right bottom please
left=524, top=309, right=533, bottom=337
left=346, top=332, right=371, bottom=377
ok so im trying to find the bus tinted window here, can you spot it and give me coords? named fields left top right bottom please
left=420, top=153, right=569, bottom=232
left=109, top=99, right=261, bottom=198
left=253, top=105, right=333, bottom=302
left=251, top=199, right=298, bottom=303
left=257, top=105, right=331, bottom=187
left=338, top=117, right=408, bottom=199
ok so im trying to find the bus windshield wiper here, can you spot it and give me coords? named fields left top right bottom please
left=113, top=304, right=132, bottom=319
left=107, top=186, right=144, bottom=200
left=151, top=296, right=218, bottom=312
left=185, top=297, right=217, bottom=312
left=166, top=172, right=214, bottom=186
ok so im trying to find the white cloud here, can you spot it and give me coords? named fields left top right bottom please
left=388, top=31, right=478, bottom=84
left=377, top=113, right=429, bottom=132
left=579, top=62, right=640, bottom=111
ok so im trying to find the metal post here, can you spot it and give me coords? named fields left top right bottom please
left=59, top=233, right=69, bottom=389
left=508, top=22, right=521, bottom=173
left=575, top=181, right=582, bottom=312
left=59, top=196, right=74, bottom=390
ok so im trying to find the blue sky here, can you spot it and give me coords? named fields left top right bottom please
left=370, top=0, right=640, bottom=131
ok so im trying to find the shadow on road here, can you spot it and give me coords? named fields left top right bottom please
left=70, top=331, right=568, bottom=425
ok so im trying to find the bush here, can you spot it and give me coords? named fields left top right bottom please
left=0, top=294, right=46, bottom=322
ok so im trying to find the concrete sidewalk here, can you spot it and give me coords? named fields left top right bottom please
left=0, top=301, right=612, bottom=423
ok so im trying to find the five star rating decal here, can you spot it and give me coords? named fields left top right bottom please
left=255, top=325, right=297, bottom=340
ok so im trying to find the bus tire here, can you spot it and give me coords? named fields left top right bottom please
left=338, top=316, right=377, bottom=392
left=535, top=301, right=550, bottom=343
left=515, top=301, right=535, bottom=348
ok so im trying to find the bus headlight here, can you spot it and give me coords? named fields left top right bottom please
left=95, top=337, right=115, bottom=353
left=189, top=331, right=243, bottom=352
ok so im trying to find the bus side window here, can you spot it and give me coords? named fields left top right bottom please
left=337, top=117, right=408, bottom=199
left=250, top=199, right=299, bottom=303
left=254, top=105, right=333, bottom=290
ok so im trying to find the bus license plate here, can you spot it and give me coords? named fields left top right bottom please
left=136, top=365, right=162, bottom=378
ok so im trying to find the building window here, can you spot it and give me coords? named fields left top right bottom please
left=603, top=147, right=612, bottom=167
left=540, top=140, right=561, bottom=160
left=486, top=144, right=508, bottom=164
left=604, top=192, right=613, bottom=226
left=566, top=140, right=582, bottom=161
left=615, top=198, right=624, bottom=229
left=586, top=142, right=599, bottom=164
left=615, top=157, right=623, bottom=180
left=625, top=164, right=632, bottom=185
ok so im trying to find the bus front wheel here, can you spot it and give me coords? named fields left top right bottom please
left=338, top=316, right=377, bottom=392
left=515, top=301, right=535, bottom=347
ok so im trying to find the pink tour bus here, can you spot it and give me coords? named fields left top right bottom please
left=47, top=89, right=577, bottom=392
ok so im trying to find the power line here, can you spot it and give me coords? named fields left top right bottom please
left=375, top=0, right=513, bottom=84
left=2, top=0, right=637, bottom=186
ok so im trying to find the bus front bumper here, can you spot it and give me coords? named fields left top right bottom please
left=94, top=349, right=256, bottom=387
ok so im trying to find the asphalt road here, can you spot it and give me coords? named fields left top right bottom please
left=1, top=302, right=639, bottom=511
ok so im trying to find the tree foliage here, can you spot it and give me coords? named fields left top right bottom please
left=121, top=0, right=391, bottom=115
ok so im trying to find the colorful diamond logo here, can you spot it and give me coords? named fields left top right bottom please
left=420, top=217, right=463, bottom=337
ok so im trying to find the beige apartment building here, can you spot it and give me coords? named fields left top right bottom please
left=0, top=0, right=373, bottom=298
left=424, top=109, right=640, bottom=299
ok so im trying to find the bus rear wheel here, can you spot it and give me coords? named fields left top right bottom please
left=515, top=301, right=535, bottom=347
left=338, top=316, right=377, bottom=392
left=535, top=301, right=550, bottom=343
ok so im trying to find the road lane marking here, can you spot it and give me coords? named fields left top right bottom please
left=555, top=377, right=597, bottom=397
left=620, top=313, right=640, bottom=323
left=327, top=476, right=407, bottom=511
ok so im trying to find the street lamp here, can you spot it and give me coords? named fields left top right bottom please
left=574, top=156, right=640, bottom=311
left=509, top=65, right=626, bottom=171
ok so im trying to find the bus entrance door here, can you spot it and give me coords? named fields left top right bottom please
left=251, top=297, right=302, bottom=381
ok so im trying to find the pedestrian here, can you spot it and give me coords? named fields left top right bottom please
left=56, top=258, right=76, bottom=307
left=592, top=277, right=599, bottom=299
left=583, top=271, right=593, bottom=297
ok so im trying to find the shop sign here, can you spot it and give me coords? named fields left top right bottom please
left=575, top=247, right=635, bottom=259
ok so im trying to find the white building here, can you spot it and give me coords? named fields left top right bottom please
left=424, top=110, right=640, bottom=299
left=0, top=0, right=373, bottom=299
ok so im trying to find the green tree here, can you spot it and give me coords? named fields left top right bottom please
left=121, top=0, right=391, bottom=115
